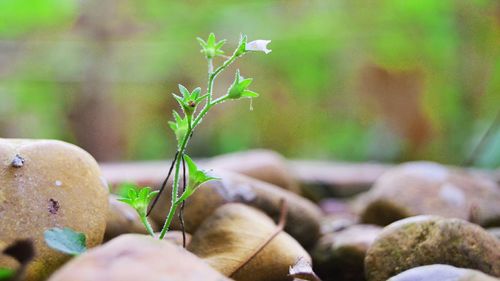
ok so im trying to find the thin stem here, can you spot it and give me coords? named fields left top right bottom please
left=140, top=215, right=155, bottom=237
left=147, top=151, right=179, bottom=217
left=179, top=154, right=187, bottom=248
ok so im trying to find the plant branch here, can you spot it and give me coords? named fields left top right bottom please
left=146, top=151, right=179, bottom=217
left=228, top=199, right=288, bottom=277
left=179, top=154, right=187, bottom=248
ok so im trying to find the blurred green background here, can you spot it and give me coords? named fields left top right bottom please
left=0, top=0, right=499, bottom=167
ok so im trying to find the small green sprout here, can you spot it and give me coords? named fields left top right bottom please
left=168, top=111, right=189, bottom=144
left=118, top=185, right=158, bottom=236
left=172, top=85, right=207, bottom=117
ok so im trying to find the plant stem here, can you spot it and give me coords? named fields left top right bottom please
left=158, top=51, right=243, bottom=239
left=140, top=215, right=155, bottom=237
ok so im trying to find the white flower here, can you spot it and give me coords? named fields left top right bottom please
left=246, top=40, right=272, bottom=54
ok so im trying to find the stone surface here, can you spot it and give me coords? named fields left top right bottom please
left=48, top=234, right=231, bottom=281
left=206, top=149, right=301, bottom=193
left=365, top=216, right=500, bottom=281
left=290, top=160, right=391, bottom=199
left=104, top=195, right=156, bottom=241
left=313, top=225, right=382, bottom=281
left=149, top=170, right=322, bottom=249
left=388, top=264, right=499, bottom=281
left=360, top=162, right=500, bottom=227
left=188, top=203, right=311, bottom=281
left=0, top=139, right=109, bottom=281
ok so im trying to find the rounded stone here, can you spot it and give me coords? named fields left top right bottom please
left=0, top=139, right=109, bottom=281
left=364, top=216, right=500, bottom=281
left=388, top=264, right=499, bottom=281
left=48, top=234, right=230, bottom=281
left=360, top=162, right=500, bottom=227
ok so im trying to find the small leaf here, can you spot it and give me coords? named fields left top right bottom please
left=242, top=90, right=259, bottom=98
left=44, top=227, right=87, bottom=255
left=0, top=268, right=14, bottom=280
left=178, top=84, right=190, bottom=97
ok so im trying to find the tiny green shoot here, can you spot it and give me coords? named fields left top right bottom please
left=117, top=185, right=158, bottom=237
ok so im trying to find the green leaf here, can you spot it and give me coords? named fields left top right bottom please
left=182, top=155, right=219, bottom=198
left=235, top=34, right=248, bottom=56
left=242, top=90, right=259, bottom=98
left=0, top=268, right=15, bottom=280
left=178, top=84, right=189, bottom=97
left=44, top=227, right=87, bottom=256
left=226, top=70, right=258, bottom=100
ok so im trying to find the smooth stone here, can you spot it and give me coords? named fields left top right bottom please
left=364, top=216, right=500, bottom=281
left=0, top=139, right=109, bottom=281
left=188, top=203, right=311, bottom=281
left=313, top=225, right=382, bottom=281
left=388, top=264, right=499, bottom=281
left=206, top=149, right=301, bottom=193
left=290, top=160, right=391, bottom=200
left=48, top=234, right=231, bottom=281
left=360, top=162, right=500, bottom=227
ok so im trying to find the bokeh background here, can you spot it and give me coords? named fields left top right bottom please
left=0, top=0, right=499, bottom=167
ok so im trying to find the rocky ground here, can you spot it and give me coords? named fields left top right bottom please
left=1, top=140, right=499, bottom=281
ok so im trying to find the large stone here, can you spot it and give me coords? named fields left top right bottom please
left=48, top=234, right=231, bottom=281
left=0, top=139, right=109, bottom=281
left=388, top=264, right=499, bottom=281
left=360, top=162, right=500, bottom=227
left=150, top=170, right=322, bottom=249
left=188, top=203, right=311, bottom=281
left=206, top=149, right=300, bottom=193
left=313, top=225, right=382, bottom=281
left=364, top=216, right=500, bottom=281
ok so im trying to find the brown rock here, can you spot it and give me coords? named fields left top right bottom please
left=0, top=139, right=108, bottom=281
left=313, top=225, right=382, bottom=281
left=364, top=216, right=500, bottom=281
left=360, top=162, right=500, bottom=226
left=290, top=160, right=390, bottom=200
left=188, top=203, right=311, bottom=281
left=207, top=149, right=300, bottom=193
left=48, top=234, right=231, bottom=281
left=150, top=170, right=322, bottom=248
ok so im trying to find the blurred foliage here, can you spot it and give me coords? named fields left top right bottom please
left=0, top=0, right=499, bottom=167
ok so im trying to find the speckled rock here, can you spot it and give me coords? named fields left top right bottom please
left=48, top=234, right=231, bottom=281
left=388, top=264, right=499, bottom=281
left=206, top=149, right=300, bottom=193
left=365, top=216, right=500, bottom=281
left=360, top=162, right=500, bottom=227
left=150, top=170, right=322, bottom=249
left=188, top=203, right=311, bottom=281
left=313, top=225, right=382, bottom=281
left=0, top=139, right=109, bottom=281
left=104, top=195, right=157, bottom=241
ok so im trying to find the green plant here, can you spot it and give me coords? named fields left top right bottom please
left=119, top=33, right=271, bottom=239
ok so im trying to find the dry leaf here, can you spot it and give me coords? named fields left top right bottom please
left=289, top=257, right=321, bottom=281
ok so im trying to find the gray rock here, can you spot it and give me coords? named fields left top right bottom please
left=360, top=162, right=500, bottom=227
left=364, top=216, right=500, bottom=281
left=388, top=264, right=499, bottom=281
left=313, top=224, right=382, bottom=281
